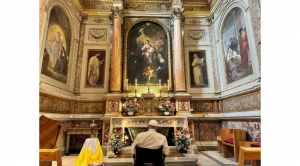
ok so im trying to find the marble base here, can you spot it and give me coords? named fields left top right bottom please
left=103, top=153, right=198, bottom=166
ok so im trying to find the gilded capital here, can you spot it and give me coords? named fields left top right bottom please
left=206, top=14, right=214, bottom=24
left=109, top=7, right=124, bottom=22
left=171, top=8, right=184, bottom=21
left=80, top=13, right=88, bottom=23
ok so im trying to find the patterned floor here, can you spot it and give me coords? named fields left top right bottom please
left=52, top=151, right=252, bottom=166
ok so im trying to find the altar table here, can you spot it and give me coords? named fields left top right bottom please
left=75, top=138, right=104, bottom=166
left=66, top=128, right=100, bottom=155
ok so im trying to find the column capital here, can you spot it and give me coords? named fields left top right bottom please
left=206, top=14, right=214, bottom=24
left=109, top=6, right=124, bottom=23
left=171, top=8, right=184, bottom=21
left=80, top=13, right=88, bottom=23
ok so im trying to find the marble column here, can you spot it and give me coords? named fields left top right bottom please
left=171, top=8, right=186, bottom=93
left=109, top=7, right=123, bottom=92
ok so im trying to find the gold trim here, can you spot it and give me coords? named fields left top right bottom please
left=84, top=43, right=110, bottom=46
left=188, top=50, right=210, bottom=88
left=220, top=7, right=253, bottom=85
left=123, top=18, right=173, bottom=92
left=84, top=49, right=106, bottom=88
left=43, top=5, right=73, bottom=85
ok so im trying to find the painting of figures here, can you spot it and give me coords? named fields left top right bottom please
left=41, top=6, right=72, bottom=84
left=85, top=50, right=105, bottom=87
left=222, top=8, right=253, bottom=84
left=189, top=51, right=209, bottom=87
left=125, top=21, right=170, bottom=91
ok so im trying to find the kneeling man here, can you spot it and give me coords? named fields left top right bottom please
left=132, top=120, right=169, bottom=164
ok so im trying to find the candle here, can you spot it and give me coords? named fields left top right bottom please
left=126, top=79, right=128, bottom=90
left=159, top=79, right=161, bottom=90
left=135, top=79, right=137, bottom=90
left=167, top=80, right=169, bottom=90
left=119, top=102, right=122, bottom=111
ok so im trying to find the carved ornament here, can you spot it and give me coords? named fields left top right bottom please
left=109, top=7, right=124, bottom=22
left=171, top=8, right=184, bottom=21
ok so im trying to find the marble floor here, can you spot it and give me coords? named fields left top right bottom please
left=52, top=151, right=251, bottom=166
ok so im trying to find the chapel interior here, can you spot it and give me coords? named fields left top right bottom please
left=39, top=0, right=261, bottom=165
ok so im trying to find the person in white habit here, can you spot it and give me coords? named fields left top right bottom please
left=191, top=54, right=205, bottom=85
left=131, top=120, right=169, bottom=156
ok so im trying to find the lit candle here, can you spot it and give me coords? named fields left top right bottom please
left=126, top=79, right=128, bottom=90
left=167, top=79, right=169, bottom=90
left=135, top=79, right=137, bottom=90
left=119, top=102, right=122, bottom=111
left=159, top=79, right=161, bottom=90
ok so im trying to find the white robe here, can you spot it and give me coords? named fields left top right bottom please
left=192, top=57, right=205, bottom=85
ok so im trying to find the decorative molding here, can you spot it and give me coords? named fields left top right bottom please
left=66, top=0, right=81, bottom=18
left=89, top=17, right=108, bottom=24
left=187, top=30, right=205, bottom=42
left=88, top=28, right=107, bottom=41
left=223, top=92, right=261, bottom=112
left=185, top=18, right=204, bottom=25
left=183, top=6, right=209, bottom=11
left=124, top=4, right=171, bottom=11
left=39, top=94, right=71, bottom=113
left=178, top=100, right=189, bottom=112
left=171, top=8, right=184, bottom=21
left=214, top=0, right=231, bottom=18
left=84, top=4, right=112, bottom=10
left=124, top=18, right=171, bottom=31
left=182, top=0, right=208, bottom=5
left=107, top=100, right=119, bottom=112
left=80, top=13, right=88, bottom=23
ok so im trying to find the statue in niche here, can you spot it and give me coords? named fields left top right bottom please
left=192, top=54, right=205, bottom=85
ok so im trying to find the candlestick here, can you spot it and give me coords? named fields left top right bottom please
left=148, top=81, right=150, bottom=93
left=167, top=79, right=169, bottom=91
left=126, top=79, right=128, bottom=90
left=135, top=79, right=137, bottom=90
left=135, top=89, right=137, bottom=98
left=159, top=79, right=161, bottom=90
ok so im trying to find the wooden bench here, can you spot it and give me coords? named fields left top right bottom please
left=238, top=147, right=261, bottom=166
left=39, top=149, right=62, bottom=166
left=217, top=136, right=223, bottom=153
left=220, top=129, right=246, bottom=162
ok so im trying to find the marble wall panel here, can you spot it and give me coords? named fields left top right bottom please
left=223, top=92, right=261, bottom=112
left=222, top=120, right=261, bottom=142
left=73, top=24, right=86, bottom=93
left=190, top=101, right=214, bottom=113
left=39, top=95, right=71, bottom=113
left=193, top=121, right=222, bottom=141
left=249, top=0, right=261, bottom=72
left=73, top=102, right=78, bottom=113
left=81, top=102, right=104, bottom=113
left=208, top=25, right=221, bottom=92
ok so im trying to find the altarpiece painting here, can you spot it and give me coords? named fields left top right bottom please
left=222, top=8, right=253, bottom=84
left=124, top=19, right=172, bottom=93
left=41, top=6, right=72, bottom=84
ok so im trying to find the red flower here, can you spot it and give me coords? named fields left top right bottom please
left=175, top=130, right=179, bottom=134
left=175, top=137, right=179, bottom=140
left=135, top=105, right=139, bottom=109
left=187, top=147, right=190, bottom=150
left=121, top=141, right=124, bottom=144
left=127, top=105, right=129, bottom=108
left=162, top=104, right=165, bottom=107
left=118, top=131, right=122, bottom=135
left=171, top=106, right=175, bottom=109
left=131, top=107, right=133, bottom=109
left=164, top=98, right=168, bottom=101
left=167, top=103, right=169, bottom=106
left=169, top=106, right=171, bottom=108
left=106, top=135, right=110, bottom=138
left=130, top=102, right=134, bottom=105
left=185, top=131, right=189, bottom=135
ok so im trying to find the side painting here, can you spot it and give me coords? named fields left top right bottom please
left=222, top=8, right=253, bottom=84
left=85, top=50, right=105, bottom=87
left=189, top=51, right=209, bottom=87
left=41, top=6, right=72, bottom=84
left=126, top=21, right=170, bottom=91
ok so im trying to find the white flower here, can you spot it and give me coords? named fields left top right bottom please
left=186, top=134, right=190, bottom=139
left=111, top=135, right=115, bottom=139
left=159, top=106, right=162, bottom=109
left=125, top=135, right=128, bottom=139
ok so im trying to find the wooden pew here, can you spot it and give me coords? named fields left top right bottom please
left=220, top=129, right=246, bottom=162
left=238, top=147, right=261, bottom=166
left=239, top=141, right=261, bottom=166
left=39, top=149, right=62, bottom=166
left=39, top=115, right=62, bottom=166
left=217, top=136, right=223, bottom=153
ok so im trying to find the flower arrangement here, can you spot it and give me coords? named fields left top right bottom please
left=172, top=130, right=193, bottom=153
left=203, top=112, right=208, bottom=117
left=158, top=98, right=176, bottom=112
left=122, top=99, right=140, bottom=113
left=106, top=131, right=123, bottom=154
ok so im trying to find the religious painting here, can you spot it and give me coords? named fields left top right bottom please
left=41, top=6, right=72, bottom=84
left=189, top=51, right=209, bottom=87
left=124, top=19, right=172, bottom=93
left=85, top=50, right=105, bottom=87
left=222, top=8, right=253, bottom=84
